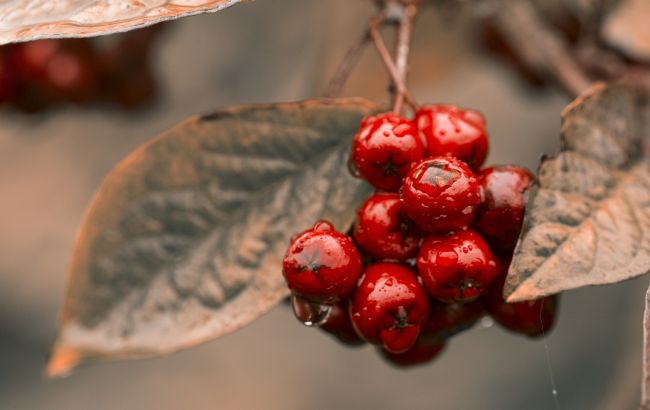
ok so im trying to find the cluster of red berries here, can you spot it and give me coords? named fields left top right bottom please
left=283, top=104, right=558, bottom=367
left=0, top=25, right=164, bottom=113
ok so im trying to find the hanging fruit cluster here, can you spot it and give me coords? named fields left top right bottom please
left=0, top=25, right=164, bottom=113
left=283, top=104, right=558, bottom=368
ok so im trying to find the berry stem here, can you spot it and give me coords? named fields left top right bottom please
left=323, top=19, right=378, bottom=98
left=369, top=7, right=417, bottom=113
left=392, top=2, right=417, bottom=114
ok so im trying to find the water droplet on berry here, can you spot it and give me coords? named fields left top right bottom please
left=291, top=294, right=332, bottom=327
left=347, top=158, right=361, bottom=177
left=479, top=316, right=494, bottom=329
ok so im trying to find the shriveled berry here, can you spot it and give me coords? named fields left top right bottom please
left=350, top=113, right=424, bottom=191
left=415, top=104, right=488, bottom=170
left=474, top=166, right=535, bottom=254
left=350, top=262, right=430, bottom=353
left=485, top=268, right=558, bottom=338
left=420, top=299, right=484, bottom=342
left=283, top=221, right=362, bottom=302
left=353, top=192, right=421, bottom=260
left=379, top=339, right=445, bottom=368
left=318, top=300, right=365, bottom=346
left=401, top=156, right=480, bottom=232
left=417, top=229, right=499, bottom=303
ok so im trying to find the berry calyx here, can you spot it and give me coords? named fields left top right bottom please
left=417, top=229, right=499, bottom=303
left=415, top=104, right=488, bottom=170
left=350, top=262, right=430, bottom=353
left=474, top=165, right=535, bottom=254
left=379, top=339, right=446, bottom=368
left=283, top=221, right=362, bottom=303
left=350, top=113, right=424, bottom=191
left=401, top=156, right=480, bottom=232
left=353, top=192, right=421, bottom=261
left=485, top=268, right=558, bottom=338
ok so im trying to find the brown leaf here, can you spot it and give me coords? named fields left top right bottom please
left=602, top=0, right=650, bottom=64
left=46, top=99, right=377, bottom=377
left=0, top=0, right=243, bottom=45
left=505, top=83, right=650, bottom=302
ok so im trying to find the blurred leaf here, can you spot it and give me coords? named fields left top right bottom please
left=0, top=0, right=243, bottom=45
left=603, top=0, right=650, bottom=63
left=46, top=99, right=376, bottom=377
left=505, top=83, right=650, bottom=302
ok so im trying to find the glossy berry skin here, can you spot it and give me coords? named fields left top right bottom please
left=417, top=229, right=499, bottom=303
left=420, top=299, right=484, bottom=342
left=318, top=300, right=365, bottom=346
left=350, top=113, right=424, bottom=191
left=353, top=192, right=421, bottom=261
left=379, top=339, right=445, bottom=368
left=415, top=104, right=488, bottom=170
left=485, top=270, right=558, bottom=338
left=283, top=221, right=362, bottom=303
left=401, top=156, right=480, bottom=232
left=474, top=166, right=535, bottom=254
left=350, top=263, right=430, bottom=353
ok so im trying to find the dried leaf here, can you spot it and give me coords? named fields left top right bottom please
left=602, top=0, right=650, bottom=64
left=505, top=83, right=650, bottom=302
left=46, top=99, right=377, bottom=377
left=0, top=0, right=243, bottom=45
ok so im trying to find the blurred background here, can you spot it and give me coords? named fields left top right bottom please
left=0, top=0, right=647, bottom=409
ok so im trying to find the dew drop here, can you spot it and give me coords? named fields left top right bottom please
left=479, top=316, right=494, bottom=329
left=291, top=294, right=332, bottom=327
left=347, top=158, right=361, bottom=177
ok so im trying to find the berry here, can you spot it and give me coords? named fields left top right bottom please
left=474, top=166, right=535, bottom=254
left=415, top=104, right=488, bottom=170
left=401, top=156, right=480, bottom=232
left=318, top=300, right=365, bottom=346
left=379, top=339, right=445, bottom=368
left=417, top=229, right=499, bottom=303
left=420, top=299, right=484, bottom=342
left=485, top=268, right=558, bottom=338
left=350, top=262, right=430, bottom=353
left=283, top=221, right=362, bottom=302
left=353, top=192, right=421, bottom=260
left=350, top=113, right=424, bottom=191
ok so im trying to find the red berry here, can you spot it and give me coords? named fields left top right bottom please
left=485, top=268, right=558, bottom=338
left=474, top=166, right=535, bottom=254
left=415, top=104, right=488, bottom=170
left=379, top=339, right=445, bottom=368
left=350, top=113, right=424, bottom=191
left=401, top=156, right=480, bottom=232
left=318, top=300, right=365, bottom=346
left=350, top=262, right=430, bottom=353
left=417, top=229, right=499, bottom=303
left=420, top=299, right=484, bottom=342
left=353, top=192, right=421, bottom=260
left=283, top=221, right=362, bottom=302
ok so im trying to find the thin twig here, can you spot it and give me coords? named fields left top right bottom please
left=369, top=9, right=418, bottom=112
left=323, top=26, right=374, bottom=98
left=392, top=3, right=417, bottom=114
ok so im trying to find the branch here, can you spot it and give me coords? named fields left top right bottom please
left=392, top=3, right=417, bottom=114
left=369, top=4, right=418, bottom=112
left=492, top=1, right=591, bottom=98
left=323, top=25, right=373, bottom=98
